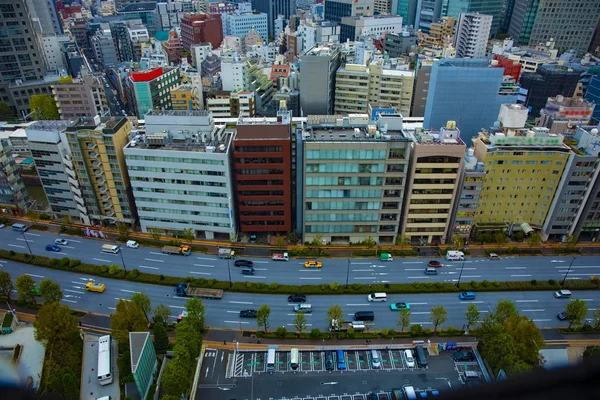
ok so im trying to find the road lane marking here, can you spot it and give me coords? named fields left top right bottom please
left=68, top=239, right=81, bottom=243
left=580, top=299, right=594, bottom=301
left=522, top=309, right=545, bottom=312
left=0, top=260, right=5, bottom=263
left=26, top=273, right=44, bottom=278
left=516, top=300, right=538, bottom=303
left=93, top=258, right=111, bottom=263
left=149, top=252, right=168, bottom=256
left=190, top=271, right=211, bottom=275
left=169, top=305, right=186, bottom=309
left=227, top=311, right=239, bottom=313
left=8, top=244, right=25, bottom=248
left=298, top=269, right=322, bottom=272
left=354, top=277, right=376, bottom=279
left=456, top=268, right=477, bottom=270
left=287, top=323, right=313, bottom=327
left=47, top=252, right=68, bottom=256
left=352, top=269, right=373, bottom=272
left=24, top=233, right=40, bottom=236
left=589, top=308, right=597, bottom=311
left=64, top=289, right=84, bottom=294
left=410, top=302, right=428, bottom=305
left=533, top=319, right=552, bottom=322
left=510, top=274, right=532, bottom=277
left=197, top=257, right=216, bottom=261
left=62, top=245, right=75, bottom=249
left=411, top=312, right=431, bottom=315
left=61, top=299, right=77, bottom=303
left=108, top=307, right=116, bottom=310
left=506, top=267, right=526, bottom=269
left=402, top=262, right=422, bottom=264
left=404, top=269, right=423, bottom=271
left=138, top=265, right=159, bottom=270
left=287, top=313, right=313, bottom=316
left=561, top=273, right=596, bottom=276
left=410, top=322, right=432, bottom=325
left=462, top=275, right=481, bottom=278
left=351, top=262, right=372, bottom=265
left=471, top=301, right=484, bottom=304
left=346, top=303, right=369, bottom=306
left=193, top=264, right=215, bottom=268
left=247, top=276, right=266, bottom=279
left=407, top=276, right=429, bottom=279
left=299, top=277, right=322, bottom=280
left=251, top=260, right=269, bottom=264
left=224, top=320, right=249, bottom=324
left=16, top=238, right=34, bottom=242
left=229, top=301, right=253, bottom=305
left=253, top=268, right=268, bottom=271
left=121, top=289, right=137, bottom=293
left=144, top=258, right=165, bottom=263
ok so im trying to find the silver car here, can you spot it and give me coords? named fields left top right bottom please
left=54, top=238, right=69, bottom=246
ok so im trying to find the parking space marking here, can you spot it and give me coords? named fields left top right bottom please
left=300, top=351, right=312, bottom=372
left=277, top=352, right=289, bottom=372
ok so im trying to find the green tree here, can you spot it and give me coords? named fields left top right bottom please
left=286, top=231, right=298, bottom=244
left=185, top=297, right=206, bottom=332
left=452, top=234, right=465, bottom=250
left=161, top=357, right=193, bottom=397
left=565, top=299, right=589, bottom=329
left=39, top=278, right=63, bottom=303
left=29, top=94, right=59, bottom=120
left=592, top=306, right=600, bottom=330
left=395, top=234, right=409, bottom=249
left=117, top=222, right=130, bottom=239
left=153, top=304, right=171, bottom=322
left=182, top=228, right=195, bottom=245
left=464, top=304, right=480, bottom=332
left=0, top=270, right=13, bottom=300
left=256, top=304, right=271, bottom=332
left=275, top=234, right=286, bottom=248
left=326, top=304, right=344, bottom=331
left=430, top=306, right=448, bottom=335
left=111, top=299, right=148, bottom=345
left=526, top=232, right=542, bottom=248
left=398, top=309, right=411, bottom=333
left=28, top=209, right=41, bottom=224
left=131, top=292, right=152, bottom=321
left=310, top=233, right=324, bottom=255
left=493, top=232, right=508, bottom=251
left=16, top=274, right=36, bottom=304
left=149, top=228, right=161, bottom=241
left=153, top=320, right=169, bottom=351
left=0, top=101, right=16, bottom=121
left=293, top=312, right=307, bottom=335
left=174, top=319, right=201, bottom=357
left=489, top=299, right=519, bottom=324
left=34, top=303, right=79, bottom=346
left=563, top=233, right=578, bottom=249
left=583, top=346, right=600, bottom=360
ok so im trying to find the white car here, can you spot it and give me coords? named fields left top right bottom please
left=404, top=349, right=415, bottom=368
left=0, top=223, right=5, bottom=229
left=54, top=238, right=69, bottom=246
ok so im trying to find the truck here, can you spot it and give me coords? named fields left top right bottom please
left=86, top=282, right=106, bottom=293
left=162, top=245, right=192, bottom=256
left=329, top=319, right=366, bottom=332
left=218, top=248, right=235, bottom=259
left=380, top=252, right=393, bottom=261
left=272, top=252, right=289, bottom=261
left=174, top=283, right=223, bottom=299
left=446, top=250, right=465, bottom=261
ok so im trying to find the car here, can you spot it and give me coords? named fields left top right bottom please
left=367, top=393, right=378, bottom=400
left=488, top=253, right=500, bottom=260
left=404, top=349, right=415, bottom=367
left=304, top=260, right=322, bottom=268
left=249, top=234, right=257, bottom=243
left=390, top=302, right=410, bottom=311
left=0, top=223, right=5, bottom=229
left=428, top=260, right=443, bottom=268
left=288, top=294, right=307, bottom=303
left=459, top=292, right=476, bottom=300
left=451, top=351, right=476, bottom=362
left=45, top=244, right=61, bottom=252
left=557, top=311, right=568, bottom=321
left=54, top=238, right=69, bottom=246
left=234, top=259, right=253, bottom=267
left=239, top=310, right=257, bottom=318
left=324, top=351, right=334, bottom=370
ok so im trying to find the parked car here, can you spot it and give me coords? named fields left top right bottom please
left=404, top=349, right=415, bottom=368
left=304, top=260, right=322, bottom=268
left=45, top=244, right=61, bottom=252
left=249, top=234, right=257, bottom=243
left=428, top=260, right=443, bottom=268
left=390, top=302, right=410, bottom=311
left=324, top=351, right=334, bottom=371
left=288, top=294, right=307, bottom=303
left=234, top=259, right=253, bottom=267
left=459, top=292, right=476, bottom=300
left=0, top=223, right=5, bottom=229
left=451, top=351, right=476, bottom=362
left=239, top=310, right=257, bottom=318
left=54, top=238, right=69, bottom=246
left=557, top=311, right=568, bottom=321
left=488, top=253, right=500, bottom=260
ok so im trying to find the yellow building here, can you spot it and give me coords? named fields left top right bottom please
left=170, top=84, right=202, bottom=111
left=472, top=127, right=570, bottom=229
left=65, top=116, right=137, bottom=226
left=418, top=17, right=455, bottom=47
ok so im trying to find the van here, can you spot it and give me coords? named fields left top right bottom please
left=354, top=311, right=375, bottom=321
left=402, top=385, right=418, bottom=400
left=336, top=350, right=346, bottom=370
left=425, top=267, right=438, bottom=275
left=266, top=348, right=276, bottom=373
left=294, top=303, right=312, bottom=313
left=446, top=250, right=465, bottom=261
left=367, top=292, right=387, bottom=302
left=554, top=289, right=572, bottom=298
left=101, top=244, right=120, bottom=254
left=241, top=266, right=255, bottom=275
left=370, top=349, right=381, bottom=369
left=126, top=240, right=139, bottom=248
left=96, top=397, right=111, bottom=400
left=11, top=223, right=28, bottom=232
left=414, top=345, right=428, bottom=368
left=290, top=348, right=299, bottom=370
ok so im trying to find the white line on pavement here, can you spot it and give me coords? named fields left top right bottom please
left=138, top=265, right=159, bottom=270
left=354, top=277, right=377, bottom=279
left=71, top=281, right=85, bottom=285
left=62, top=246, right=75, bottom=249
left=471, top=301, right=484, bottom=304
left=580, top=299, right=594, bottom=301
left=247, top=276, right=266, bottom=279
left=287, top=313, right=313, bottom=316
left=229, top=301, right=253, bottom=304
left=461, top=275, right=481, bottom=278
left=149, top=252, right=168, bottom=256
left=506, top=267, right=526, bottom=269
left=193, top=264, right=215, bottom=268
left=402, top=262, right=422, bottom=264
left=410, top=302, right=428, bottom=305
left=410, top=322, right=432, bottom=325
left=8, top=244, right=25, bottom=248
left=0, top=260, right=6, bottom=263
left=93, top=258, right=111, bottom=263
left=352, top=269, right=373, bottom=272
left=61, top=299, right=77, bottom=303
left=224, top=320, right=249, bottom=324
left=299, top=277, right=322, bottom=280
left=351, top=262, right=372, bottom=265
left=562, top=273, right=597, bottom=276
left=589, top=308, right=597, bottom=311
left=298, top=269, right=322, bottom=272
left=144, top=258, right=165, bottom=263
left=227, top=311, right=239, bottom=313
left=533, top=319, right=552, bottom=322
left=287, top=323, right=313, bottom=327
left=16, top=238, right=34, bottom=242
left=49, top=252, right=68, bottom=256
left=190, top=271, right=211, bottom=275
left=346, top=303, right=369, bottom=306
left=511, top=274, right=532, bottom=277
left=121, top=289, right=137, bottom=293
left=251, top=260, right=269, bottom=264
left=68, top=239, right=81, bottom=243
left=411, top=312, right=431, bottom=315
left=169, top=305, right=186, bottom=309
left=108, top=307, right=116, bottom=310
left=26, top=273, right=44, bottom=278
left=197, top=257, right=216, bottom=261
left=64, top=289, right=84, bottom=294
left=516, top=300, right=538, bottom=303
left=407, top=276, right=430, bottom=279
left=253, top=268, right=268, bottom=271
left=404, top=269, right=423, bottom=271
left=24, top=233, right=40, bottom=236
left=522, top=309, right=545, bottom=312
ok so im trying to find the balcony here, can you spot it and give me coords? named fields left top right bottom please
left=103, top=202, right=113, bottom=210
left=71, top=186, right=82, bottom=198
left=87, top=142, right=97, bottom=150
left=94, top=169, right=104, bottom=177
left=76, top=203, right=87, bottom=214
left=101, top=193, right=111, bottom=202
left=89, top=152, right=99, bottom=159
left=99, top=185, right=109, bottom=194
left=97, top=178, right=106, bottom=186
left=92, top=160, right=101, bottom=168
left=62, top=157, right=73, bottom=169
left=105, top=211, right=115, bottom=218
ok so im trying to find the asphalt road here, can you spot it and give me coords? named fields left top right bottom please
left=0, top=259, right=597, bottom=330
left=0, top=228, right=597, bottom=285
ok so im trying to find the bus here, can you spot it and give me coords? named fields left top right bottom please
left=266, top=348, right=276, bottom=373
left=98, top=335, right=113, bottom=385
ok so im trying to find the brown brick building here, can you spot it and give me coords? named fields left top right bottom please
left=180, top=13, right=223, bottom=51
left=233, top=113, right=293, bottom=234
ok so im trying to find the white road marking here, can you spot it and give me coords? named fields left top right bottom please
left=287, top=313, right=313, bottom=316
left=561, top=273, right=596, bottom=276
left=197, top=257, right=216, bottom=261
left=224, top=320, right=249, bottom=324
left=410, top=322, right=432, bottom=325
left=506, top=267, right=526, bottom=269
left=522, top=309, right=545, bottom=312
left=93, top=258, right=111, bottom=263
left=533, top=319, right=552, bottom=322
left=144, top=258, right=164, bottom=263
left=511, top=274, right=532, bottom=277
left=149, top=252, right=168, bottom=256
left=169, top=305, right=186, bottom=309
left=108, top=307, right=116, bottom=310
left=64, top=289, right=84, bottom=294
left=407, top=276, right=430, bottom=279
left=16, top=238, right=34, bottom=242
left=516, top=300, right=538, bottom=303
left=247, top=276, right=266, bottom=279
left=346, top=304, right=369, bottom=306
left=299, top=277, right=321, bottom=280
left=589, top=308, right=597, bottom=311
left=61, top=299, right=77, bottom=303
left=461, top=275, right=481, bottom=278
left=0, top=260, right=5, bottom=263
left=24, top=233, right=40, bottom=236
left=251, top=260, right=269, bottom=264
left=298, top=269, right=322, bottom=272
left=190, top=271, right=212, bottom=275
left=8, top=244, right=25, bottom=248
left=351, top=262, right=372, bottom=265
left=193, top=264, right=215, bottom=268
left=402, top=262, right=422, bottom=264
left=227, top=311, right=239, bottom=313
left=67, top=239, right=81, bottom=243
left=26, top=273, right=44, bottom=278
left=138, top=265, right=159, bottom=270
left=471, top=301, right=484, bottom=304
left=410, top=302, right=428, bottom=305
left=62, top=245, right=75, bottom=249
left=287, top=323, right=313, bottom=327
left=229, top=301, right=253, bottom=304
left=48, top=252, right=68, bottom=256
left=352, top=269, right=373, bottom=272
left=121, top=289, right=137, bottom=293
left=253, top=268, right=268, bottom=271
left=411, top=312, right=431, bottom=315
left=580, top=299, right=594, bottom=301
left=404, top=269, right=424, bottom=271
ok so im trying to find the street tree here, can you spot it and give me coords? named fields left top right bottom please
left=29, top=94, right=59, bottom=120
left=395, top=234, right=409, bottom=250
left=111, top=299, right=148, bottom=345
left=452, top=234, right=465, bottom=250
left=464, top=304, right=480, bottom=332
left=326, top=304, right=344, bottom=331
left=275, top=234, right=285, bottom=248
left=153, top=304, right=171, bottom=322
left=149, top=228, right=161, bottom=241
left=310, top=233, right=324, bottom=255
left=430, top=306, right=448, bottom=335
left=0, top=101, right=15, bottom=121
left=398, top=309, right=411, bottom=333
left=161, top=356, right=193, bottom=398
left=153, top=320, right=169, bottom=351
left=28, top=209, right=41, bottom=225
left=490, top=299, right=519, bottom=324
left=185, top=297, right=206, bottom=332
left=117, top=223, right=129, bottom=239
left=526, top=232, right=542, bottom=248
left=563, top=234, right=578, bottom=249
left=583, top=346, right=600, bottom=360
left=39, top=278, right=63, bottom=303
left=34, top=302, right=79, bottom=347
left=565, top=299, right=589, bottom=329
left=593, top=306, right=600, bottom=330
left=0, top=270, right=13, bottom=300
left=131, top=292, right=152, bottom=321
left=493, top=232, right=508, bottom=251
left=182, top=228, right=195, bottom=245
left=293, top=312, right=307, bottom=335
left=256, top=304, right=271, bottom=332
left=15, top=274, right=36, bottom=304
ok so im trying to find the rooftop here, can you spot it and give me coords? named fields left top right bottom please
left=304, top=114, right=411, bottom=142
left=146, top=110, right=211, bottom=117
left=27, top=121, right=71, bottom=132
left=125, top=125, right=232, bottom=153
left=66, top=116, right=128, bottom=134
left=305, top=45, right=338, bottom=57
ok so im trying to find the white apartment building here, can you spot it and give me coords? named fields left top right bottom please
left=191, top=43, right=212, bottom=68
left=41, top=34, right=71, bottom=72
left=341, top=15, right=403, bottom=41
left=221, top=52, right=249, bottom=91
left=124, top=110, right=237, bottom=240
left=455, top=13, right=492, bottom=59
left=223, top=11, right=268, bottom=42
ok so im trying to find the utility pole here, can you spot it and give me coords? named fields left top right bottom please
left=227, top=259, right=232, bottom=288
left=21, top=232, right=33, bottom=261
left=345, top=259, right=350, bottom=288
left=456, top=259, right=466, bottom=288
left=561, top=256, right=576, bottom=285
left=119, top=247, right=127, bottom=271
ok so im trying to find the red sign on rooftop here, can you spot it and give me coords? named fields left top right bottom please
left=130, top=67, right=163, bottom=82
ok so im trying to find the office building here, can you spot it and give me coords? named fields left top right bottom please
left=65, top=116, right=137, bottom=226
left=41, top=35, right=71, bottom=73
left=53, top=75, right=108, bottom=120
left=383, top=31, right=418, bottom=57
left=180, top=13, right=223, bottom=51
left=233, top=109, right=293, bottom=235
left=340, top=15, right=403, bottom=42
left=221, top=53, right=249, bottom=91
left=417, top=16, right=455, bottom=47
left=26, top=121, right=86, bottom=221
left=91, top=26, right=120, bottom=67
left=324, top=0, right=374, bottom=25
left=454, top=13, right=492, bottom=59
left=125, top=111, right=237, bottom=239
left=445, top=0, right=504, bottom=37
left=61, top=41, right=85, bottom=78
left=415, top=0, right=444, bottom=32
left=152, top=1, right=189, bottom=32
left=396, top=0, right=418, bottom=27
left=130, top=332, right=157, bottom=400
left=585, top=75, right=600, bottom=122
left=537, top=96, right=595, bottom=134
left=110, top=20, right=135, bottom=63
left=301, top=113, right=412, bottom=245
left=572, top=127, right=600, bottom=241
left=27, top=0, right=63, bottom=35
left=299, top=45, right=342, bottom=116
left=170, top=85, right=203, bottom=111
left=410, top=60, right=433, bottom=118
left=424, top=59, right=515, bottom=141
left=206, top=91, right=256, bottom=117
left=223, top=11, right=268, bottom=41
left=0, top=138, right=28, bottom=215
left=8, top=75, right=59, bottom=119
left=509, top=0, right=600, bottom=56
left=126, top=67, right=180, bottom=118
left=254, top=0, right=297, bottom=37
left=191, top=43, right=213, bottom=69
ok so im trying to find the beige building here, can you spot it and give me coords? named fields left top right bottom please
left=170, top=84, right=203, bottom=111
left=400, top=121, right=466, bottom=245
left=53, top=75, right=108, bottom=120
left=418, top=17, right=455, bottom=48
left=206, top=90, right=256, bottom=117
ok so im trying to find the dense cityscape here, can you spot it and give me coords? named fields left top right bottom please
left=0, top=0, right=600, bottom=400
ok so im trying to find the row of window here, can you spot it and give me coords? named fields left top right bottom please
left=305, top=176, right=383, bottom=186
left=133, top=187, right=228, bottom=198
left=131, top=176, right=226, bottom=185
left=306, top=163, right=386, bottom=173
left=134, top=197, right=228, bottom=208
left=306, top=149, right=387, bottom=160
left=139, top=207, right=229, bottom=219
left=125, top=154, right=225, bottom=165
left=143, top=218, right=231, bottom=228
left=305, top=213, right=381, bottom=222
left=306, top=189, right=382, bottom=198
left=306, top=201, right=381, bottom=210
left=305, top=225, right=378, bottom=233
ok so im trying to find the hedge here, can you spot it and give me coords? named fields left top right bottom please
left=30, top=224, right=49, bottom=231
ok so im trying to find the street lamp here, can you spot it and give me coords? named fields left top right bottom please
left=119, top=247, right=127, bottom=271
left=227, top=259, right=232, bottom=288
left=21, top=232, right=33, bottom=261
left=345, top=259, right=350, bottom=288
left=561, top=256, right=576, bottom=285
left=456, top=259, right=466, bottom=288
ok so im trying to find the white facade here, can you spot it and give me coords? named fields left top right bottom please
left=455, top=13, right=492, bottom=59
left=207, top=97, right=231, bottom=117
left=41, top=34, right=71, bottom=73
left=220, top=53, right=249, bottom=91
left=129, top=27, right=150, bottom=43
left=341, top=15, right=403, bottom=41
left=191, top=43, right=212, bottom=68
left=223, top=12, right=268, bottom=42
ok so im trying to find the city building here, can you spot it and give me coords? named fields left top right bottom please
left=416, top=0, right=503, bottom=36
left=61, top=41, right=85, bottom=79
left=415, top=0, right=444, bottom=33
left=301, top=113, right=412, bottom=245
left=299, top=45, right=342, bottom=115
left=162, top=30, right=184, bottom=64
left=454, top=13, right=492, bottom=59
left=491, top=55, right=523, bottom=82
left=572, top=126, right=600, bottom=241
left=324, top=0, right=374, bottom=25
left=53, top=75, right=108, bottom=120
left=27, top=0, right=63, bottom=35
left=537, top=96, right=596, bottom=134
left=401, top=121, right=466, bottom=245
left=41, top=35, right=71, bottom=72
left=424, top=59, right=515, bottom=141
left=396, top=0, right=418, bottom=27
left=510, top=0, right=600, bottom=56
left=26, top=121, right=86, bottom=222
left=585, top=75, right=600, bottom=122
left=254, top=0, right=297, bottom=37
left=191, top=43, right=213, bottom=69
left=180, top=13, right=223, bottom=51
left=383, top=31, right=418, bottom=57
left=152, top=0, right=190, bottom=32
left=233, top=109, right=293, bottom=235
left=223, top=10, right=268, bottom=41
left=124, top=111, right=237, bottom=239
left=340, top=15, right=404, bottom=42
left=417, top=16, right=454, bottom=48
left=170, top=84, right=203, bottom=111
left=8, top=75, right=60, bottom=119
left=110, top=20, right=135, bottom=63
left=130, top=332, right=157, bottom=400
left=295, top=21, right=341, bottom=55
left=206, top=91, right=256, bottom=118
left=221, top=53, right=249, bottom=91
left=410, top=60, right=433, bottom=118
left=90, top=26, right=120, bottom=67
left=126, top=67, right=180, bottom=118
left=0, top=138, right=28, bottom=215
left=65, top=116, right=137, bottom=226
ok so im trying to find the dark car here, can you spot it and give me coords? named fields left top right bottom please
left=45, top=244, right=61, bottom=252
left=234, top=259, right=253, bottom=267
left=288, top=294, right=307, bottom=303
left=557, top=311, right=568, bottom=321
left=428, top=260, right=443, bottom=268
left=451, top=351, right=476, bottom=362
left=239, top=310, right=257, bottom=318
left=367, top=393, right=378, bottom=400
left=325, top=351, right=334, bottom=371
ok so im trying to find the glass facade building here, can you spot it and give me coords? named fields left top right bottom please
left=584, top=75, right=600, bottom=122
left=130, top=332, right=157, bottom=400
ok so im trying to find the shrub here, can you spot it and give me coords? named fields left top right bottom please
left=470, top=280, right=480, bottom=288
left=492, top=280, right=501, bottom=287
left=329, top=282, right=340, bottom=291
left=481, top=280, right=490, bottom=288
left=269, top=282, right=279, bottom=290
left=351, top=283, right=362, bottom=290
left=445, top=326, right=459, bottom=335
left=160, top=274, right=165, bottom=281
left=40, top=213, right=51, bottom=220
left=531, top=279, right=538, bottom=286
left=128, top=269, right=140, bottom=279
left=548, top=279, right=557, bottom=286
left=412, top=282, right=422, bottom=289
left=245, top=281, right=253, bottom=288
left=423, top=328, right=433, bottom=336
left=410, top=324, right=423, bottom=336
left=309, top=328, right=321, bottom=339
left=345, top=327, right=356, bottom=339
left=381, top=328, right=389, bottom=338
left=424, top=281, right=434, bottom=289
left=275, top=326, right=287, bottom=338
left=384, top=283, right=390, bottom=289
left=29, top=224, right=48, bottom=231
left=108, top=265, right=121, bottom=275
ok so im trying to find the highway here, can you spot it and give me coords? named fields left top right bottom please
left=0, top=228, right=598, bottom=285
left=0, top=259, right=597, bottom=331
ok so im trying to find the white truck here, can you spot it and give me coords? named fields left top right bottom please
left=272, top=252, right=289, bottom=261
left=218, top=248, right=235, bottom=259
left=446, top=250, right=465, bottom=261
left=329, top=319, right=366, bottom=332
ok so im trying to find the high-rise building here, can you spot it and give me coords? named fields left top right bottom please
left=417, top=16, right=455, bottom=47
left=254, top=0, right=297, bottom=37
left=424, top=59, right=515, bottom=141
left=584, top=75, right=600, bottom=122
left=340, top=15, right=403, bottom=42
left=53, top=75, right=108, bottom=119
left=324, top=0, right=373, bottom=25
left=170, top=84, right=203, bottom=111
left=220, top=52, right=249, bottom=91
left=395, top=0, right=418, bottom=27
left=299, top=45, right=341, bottom=115
left=415, top=0, right=444, bottom=33
left=90, top=26, right=120, bottom=67
left=572, top=126, right=600, bottom=241
left=454, top=13, right=492, bottom=59
left=126, top=67, right=180, bottom=118
left=537, top=96, right=595, bottom=134
left=443, top=0, right=504, bottom=37
left=180, top=13, right=223, bottom=51
left=374, top=0, right=391, bottom=14
left=410, top=60, right=433, bottom=118
left=26, top=0, right=63, bottom=35
left=65, top=116, right=137, bottom=226
left=223, top=10, right=268, bottom=41
left=0, top=138, right=28, bottom=216
left=383, top=31, right=418, bottom=57
left=509, top=0, right=600, bottom=56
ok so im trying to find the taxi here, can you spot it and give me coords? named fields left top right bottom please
left=304, top=260, right=322, bottom=268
